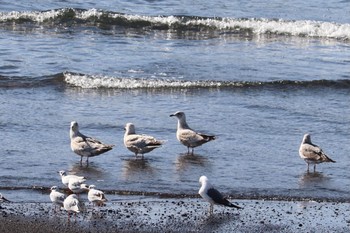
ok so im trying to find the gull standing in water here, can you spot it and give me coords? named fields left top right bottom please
left=58, top=170, right=86, bottom=187
left=198, top=176, right=242, bottom=215
left=124, top=123, right=164, bottom=158
left=170, top=111, right=216, bottom=154
left=88, top=185, right=107, bottom=207
left=49, top=186, right=65, bottom=212
left=70, top=121, right=114, bottom=165
left=299, top=133, right=335, bottom=172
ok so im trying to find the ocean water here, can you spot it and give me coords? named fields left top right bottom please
left=0, top=1, right=350, bottom=202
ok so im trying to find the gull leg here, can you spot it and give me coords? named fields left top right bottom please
left=86, top=157, right=89, bottom=166
left=209, top=204, right=213, bottom=215
left=307, top=163, right=310, bottom=173
left=80, top=156, right=83, bottom=166
left=313, top=164, right=316, bottom=172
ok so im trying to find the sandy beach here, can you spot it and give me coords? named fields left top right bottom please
left=1, top=196, right=349, bottom=233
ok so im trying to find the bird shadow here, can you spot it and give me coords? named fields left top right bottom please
left=199, top=212, right=240, bottom=231
left=175, top=153, right=208, bottom=172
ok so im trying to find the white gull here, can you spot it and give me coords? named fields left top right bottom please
left=68, top=177, right=89, bottom=195
left=88, top=185, right=107, bottom=207
left=58, top=170, right=86, bottom=187
left=63, top=194, right=85, bottom=221
left=49, top=186, right=65, bottom=212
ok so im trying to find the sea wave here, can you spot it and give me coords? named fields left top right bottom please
left=63, top=72, right=350, bottom=90
left=1, top=72, right=349, bottom=90
left=0, top=8, right=350, bottom=40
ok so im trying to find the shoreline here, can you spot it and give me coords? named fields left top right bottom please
left=1, top=197, right=349, bottom=233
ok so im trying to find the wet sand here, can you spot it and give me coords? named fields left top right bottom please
left=1, top=197, right=349, bottom=233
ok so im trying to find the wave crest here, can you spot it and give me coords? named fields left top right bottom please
left=1, top=8, right=350, bottom=40
left=63, top=72, right=350, bottom=90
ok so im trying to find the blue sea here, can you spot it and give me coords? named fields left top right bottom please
left=0, top=1, right=349, bottom=202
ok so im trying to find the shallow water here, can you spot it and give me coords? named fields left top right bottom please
left=0, top=1, right=349, bottom=202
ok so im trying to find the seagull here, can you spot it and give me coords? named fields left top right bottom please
left=68, top=177, right=89, bottom=195
left=70, top=121, right=114, bottom=165
left=88, top=185, right=107, bottom=207
left=198, top=176, right=242, bottom=215
left=63, top=194, right=85, bottom=221
left=170, top=111, right=216, bottom=154
left=0, top=193, right=10, bottom=203
left=299, top=133, right=335, bottom=172
left=49, top=186, right=65, bottom=212
left=58, top=170, right=86, bottom=187
left=124, top=123, right=164, bottom=158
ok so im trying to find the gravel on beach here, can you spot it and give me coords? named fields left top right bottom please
left=1, top=197, right=350, bottom=233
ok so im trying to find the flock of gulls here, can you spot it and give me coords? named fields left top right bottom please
left=0, top=111, right=336, bottom=218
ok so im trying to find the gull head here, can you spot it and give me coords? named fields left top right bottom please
left=170, top=111, right=185, bottom=120
left=58, top=170, right=67, bottom=177
left=199, top=175, right=209, bottom=185
left=50, top=186, right=59, bottom=191
left=70, top=121, right=79, bottom=133
left=124, top=123, right=136, bottom=134
left=302, top=133, right=312, bottom=144
left=88, top=185, right=96, bottom=190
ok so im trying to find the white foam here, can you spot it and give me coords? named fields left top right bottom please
left=63, top=72, right=224, bottom=89
left=1, top=9, right=350, bottom=40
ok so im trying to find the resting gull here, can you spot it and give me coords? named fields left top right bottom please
left=70, top=121, right=114, bottom=165
left=124, top=123, right=164, bottom=158
left=299, top=133, right=335, bottom=172
left=58, top=170, right=86, bottom=187
left=88, top=185, right=107, bottom=207
left=170, top=111, right=215, bottom=154
left=49, top=186, right=65, bottom=212
left=198, top=175, right=242, bottom=215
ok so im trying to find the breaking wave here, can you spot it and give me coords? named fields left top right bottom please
left=1, top=8, right=350, bottom=40
left=1, top=72, right=349, bottom=90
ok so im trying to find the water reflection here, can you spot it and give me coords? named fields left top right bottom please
left=68, top=162, right=105, bottom=179
left=298, top=171, right=330, bottom=188
left=121, top=158, right=155, bottom=180
left=175, top=153, right=208, bottom=172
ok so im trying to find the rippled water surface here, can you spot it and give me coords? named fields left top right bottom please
left=0, top=0, right=349, bottom=202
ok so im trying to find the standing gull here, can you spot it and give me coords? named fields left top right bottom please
left=68, top=177, right=89, bottom=195
left=124, top=123, right=164, bottom=158
left=59, top=170, right=86, bottom=187
left=0, top=193, right=10, bottom=203
left=198, top=176, right=242, bottom=215
left=63, top=194, right=85, bottom=221
left=49, top=186, right=65, bottom=212
left=70, top=121, right=114, bottom=165
left=299, top=133, right=335, bottom=172
left=88, top=185, right=107, bottom=207
left=170, top=111, right=216, bottom=154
